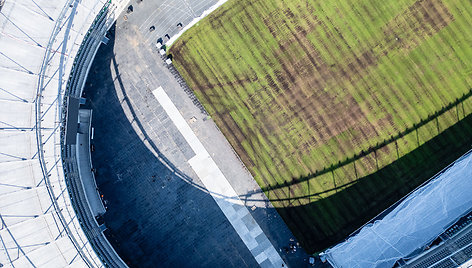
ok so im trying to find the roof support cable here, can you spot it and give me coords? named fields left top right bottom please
left=0, top=87, right=29, bottom=103
left=0, top=214, right=37, bottom=267
left=0, top=51, right=34, bottom=75
left=30, top=95, right=58, bottom=131
left=0, top=152, right=27, bottom=161
left=29, top=0, right=54, bottom=21
left=0, top=120, right=31, bottom=131
left=0, top=12, right=42, bottom=47
left=0, top=183, right=31, bottom=190
left=0, top=232, right=14, bottom=268
left=39, top=68, right=60, bottom=96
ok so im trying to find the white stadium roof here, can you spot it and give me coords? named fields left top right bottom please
left=0, top=0, right=126, bottom=267
left=321, top=150, right=472, bottom=268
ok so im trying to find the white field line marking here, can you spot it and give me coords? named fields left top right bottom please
left=152, top=87, right=286, bottom=267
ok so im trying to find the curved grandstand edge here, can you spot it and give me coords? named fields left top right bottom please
left=0, top=0, right=128, bottom=266
left=57, top=1, right=129, bottom=267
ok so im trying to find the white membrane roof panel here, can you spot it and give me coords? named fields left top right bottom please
left=0, top=160, right=42, bottom=195
left=0, top=101, right=34, bottom=127
left=0, top=36, right=45, bottom=74
left=0, top=68, right=38, bottom=102
left=0, top=1, right=55, bottom=46
left=13, top=0, right=67, bottom=20
left=26, top=236, right=80, bottom=267
left=0, top=188, right=53, bottom=226
left=0, top=131, right=36, bottom=162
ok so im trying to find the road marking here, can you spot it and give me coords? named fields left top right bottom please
left=152, top=86, right=286, bottom=267
left=166, top=0, right=229, bottom=46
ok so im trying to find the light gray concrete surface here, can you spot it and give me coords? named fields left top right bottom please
left=83, top=0, right=309, bottom=267
left=153, top=86, right=286, bottom=267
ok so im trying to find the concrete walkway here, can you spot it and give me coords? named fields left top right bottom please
left=153, top=87, right=285, bottom=267
left=84, top=0, right=308, bottom=266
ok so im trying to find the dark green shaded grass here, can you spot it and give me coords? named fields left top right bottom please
left=171, top=0, right=472, bottom=252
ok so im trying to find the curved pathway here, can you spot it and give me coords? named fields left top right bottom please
left=84, top=1, right=307, bottom=267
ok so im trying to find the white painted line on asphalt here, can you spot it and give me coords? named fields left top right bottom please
left=152, top=86, right=286, bottom=267
left=166, top=0, right=229, bottom=46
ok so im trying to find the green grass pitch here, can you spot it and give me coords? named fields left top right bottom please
left=170, top=0, right=472, bottom=252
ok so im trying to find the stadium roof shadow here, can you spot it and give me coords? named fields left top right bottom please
left=260, top=89, right=472, bottom=195
left=82, top=24, right=307, bottom=267
left=272, top=109, right=472, bottom=253
left=217, top=88, right=472, bottom=253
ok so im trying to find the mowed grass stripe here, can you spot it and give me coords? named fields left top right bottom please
left=200, top=12, right=304, bottom=198
left=171, top=0, right=472, bottom=252
left=238, top=8, right=312, bottom=181
left=240, top=6, right=328, bottom=182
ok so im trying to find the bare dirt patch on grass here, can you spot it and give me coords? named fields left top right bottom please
left=171, top=0, right=472, bottom=252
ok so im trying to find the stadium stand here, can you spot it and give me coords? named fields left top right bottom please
left=399, top=211, right=472, bottom=268
left=0, top=0, right=128, bottom=266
